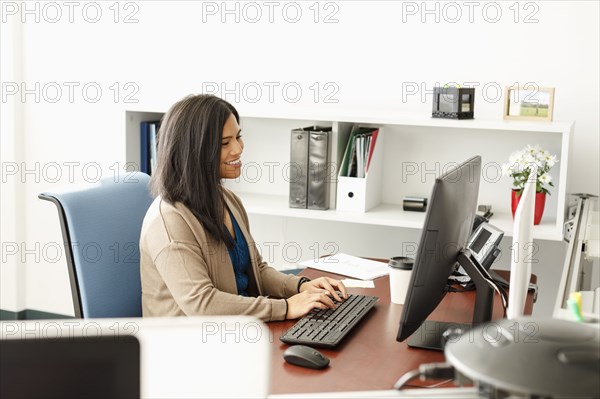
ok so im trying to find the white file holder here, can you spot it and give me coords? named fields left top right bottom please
left=336, top=128, right=384, bottom=212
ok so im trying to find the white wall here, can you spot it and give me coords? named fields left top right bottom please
left=1, top=1, right=598, bottom=316
left=1, top=13, right=26, bottom=312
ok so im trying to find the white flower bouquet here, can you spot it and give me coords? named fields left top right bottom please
left=502, top=145, right=558, bottom=196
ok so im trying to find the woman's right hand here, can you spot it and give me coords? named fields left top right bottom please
left=285, top=291, right=336, bottom=320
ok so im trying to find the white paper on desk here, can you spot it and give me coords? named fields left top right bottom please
left=298, top=253, right=389, bottom=280
left=341, top=279, right=375, bottom=288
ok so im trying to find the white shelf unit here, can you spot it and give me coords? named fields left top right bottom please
left=125, top=110, right=573, bottom=242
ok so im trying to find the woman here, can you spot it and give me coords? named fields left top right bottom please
left=140, top=94, right=347, bottom=321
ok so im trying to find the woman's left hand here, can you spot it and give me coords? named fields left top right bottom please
left=299, top=277, right=348, bottom=302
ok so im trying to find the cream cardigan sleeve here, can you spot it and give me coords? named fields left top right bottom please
left=152, top=239, right=288, bottom=321
left=140, top=198, right=289, bottom=321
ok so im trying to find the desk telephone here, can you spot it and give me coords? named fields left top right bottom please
left=450, top=216, right=506, bottom=289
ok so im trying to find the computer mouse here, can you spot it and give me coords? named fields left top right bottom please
left=283, top=345, right=330, bottom=370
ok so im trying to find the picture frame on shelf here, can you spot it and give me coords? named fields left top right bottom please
left=503, top=86, right=555, bottom=122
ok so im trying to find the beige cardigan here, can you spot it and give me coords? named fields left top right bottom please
left=140, top=188, right=302, bottom=321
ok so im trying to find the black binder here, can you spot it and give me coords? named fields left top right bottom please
left=140, top=120, right=160, bottom=174
left=289, top=126, right=331, bottom=210
left=308, top=130, right=331, bottom=210
left=289, top=129, right=310, bottom=208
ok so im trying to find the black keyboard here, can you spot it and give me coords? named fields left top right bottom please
left=280, top=294, right=379, bottom=348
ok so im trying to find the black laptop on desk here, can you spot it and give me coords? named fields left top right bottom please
left=0, top=335, right=140, bottom=399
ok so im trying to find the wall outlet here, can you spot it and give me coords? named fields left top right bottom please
left=564, top=220, right=575, bottom=242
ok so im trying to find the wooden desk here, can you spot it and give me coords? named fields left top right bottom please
left=269, top=269, right=536, bottom=395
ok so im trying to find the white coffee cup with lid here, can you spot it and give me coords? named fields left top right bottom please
left=388, top=256, right=414, bottom=305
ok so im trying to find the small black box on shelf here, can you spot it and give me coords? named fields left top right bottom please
left=432, top=87, right=475, bottom=120
left=403, top=196, right=427, bottom=212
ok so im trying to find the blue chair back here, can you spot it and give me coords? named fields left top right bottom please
left=39, top=173, right=153, bottom=318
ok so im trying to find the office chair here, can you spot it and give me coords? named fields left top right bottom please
left=39, top=173, right=154, bottom=318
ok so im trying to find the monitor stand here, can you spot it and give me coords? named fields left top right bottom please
left=407, top=249, right=507, bottom=351
left=407, top=320, right=472, bottom=351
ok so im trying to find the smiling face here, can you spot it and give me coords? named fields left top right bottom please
left=220, top=113, right=244, bottom=179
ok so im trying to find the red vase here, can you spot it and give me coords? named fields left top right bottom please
left=511, top=189, right=546, bottom=225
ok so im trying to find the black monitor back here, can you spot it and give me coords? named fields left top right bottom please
left=0, top=335, right=140, bottom=399
left=397, top=155, right=481, bottom=343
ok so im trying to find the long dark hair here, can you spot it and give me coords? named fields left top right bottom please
left=151, top=94, right=239, bottom=248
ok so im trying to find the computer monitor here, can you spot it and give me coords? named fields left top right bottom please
left=396, top=155, right=506, bottom=351
left=508, top=167, right=536, bottom=319
left=0, top=335, right=140, bottom=399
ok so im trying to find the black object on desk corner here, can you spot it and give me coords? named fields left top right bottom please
left=283, top=345, right=330, bottom=370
